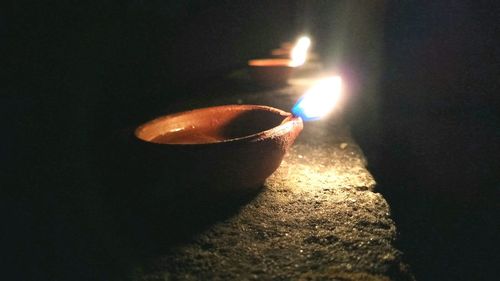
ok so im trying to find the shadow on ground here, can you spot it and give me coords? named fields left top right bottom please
left=5, top=130, right=262, bottom=281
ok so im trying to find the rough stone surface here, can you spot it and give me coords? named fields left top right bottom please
left=137, top=81, right=413, bottom=281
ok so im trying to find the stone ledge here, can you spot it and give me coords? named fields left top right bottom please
left=137, top=114, right=412, bottom=280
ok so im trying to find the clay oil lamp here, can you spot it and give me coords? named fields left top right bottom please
left=133, top=76, right=342, bottom=196
left=134, top=105, right=302, bottom=194
left=248, top=36, right=311, bottom=87
left=270, top=42, right=294, bottom=58
left=247, top=58, right=294, bottom=87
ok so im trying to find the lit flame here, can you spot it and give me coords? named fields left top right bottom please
left=292, top=76, right=342, bottom=121
left=289, top=36, right=311, bottom=67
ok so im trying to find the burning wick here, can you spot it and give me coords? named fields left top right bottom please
left=292, top=76, right=342, bottom=121
left=289, top=36, right=311, bottom=67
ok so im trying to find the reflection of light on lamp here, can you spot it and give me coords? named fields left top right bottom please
left=289, top=36, right=311, bottom=67
left=292, top=76, right=342, bottom=121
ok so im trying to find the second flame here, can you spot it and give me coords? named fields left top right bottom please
left=289, top=36, right=311, bottom=67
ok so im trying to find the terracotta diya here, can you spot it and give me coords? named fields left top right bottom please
left=248, top=36, right=312, bottom=87
left=247, top=58, right=294, bottom=87
left=134, top=105, right=303, bottom=193
left=132, top=76, right=341, bottom=197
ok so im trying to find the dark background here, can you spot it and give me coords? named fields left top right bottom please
left=3, top=1, right=499, bottom=280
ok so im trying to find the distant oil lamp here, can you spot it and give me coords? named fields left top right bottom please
left=247, top=58, right=294, bottom=87
left=248, top=36, right=312, bottom=87
left=271, top=42, right=293, bottom=57
left=134, top=76, right=341, bottom=194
